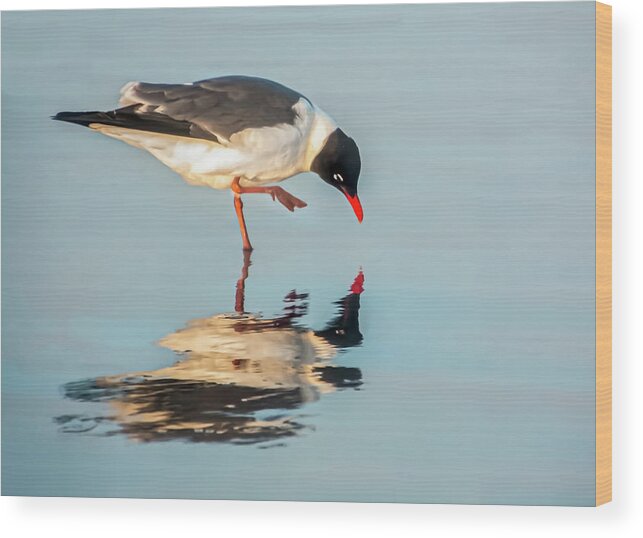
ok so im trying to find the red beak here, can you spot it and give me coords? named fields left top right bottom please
left=343, top=192, right=364, bottom=223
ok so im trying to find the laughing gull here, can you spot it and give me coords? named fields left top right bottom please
left=53, top=75, right=363, bottom=251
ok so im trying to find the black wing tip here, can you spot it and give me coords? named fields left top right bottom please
left=52, top=107, right=220, bottom=142
left=52, top=111, right=73, bottom=121
left=51, top=111, right=98, bottom=127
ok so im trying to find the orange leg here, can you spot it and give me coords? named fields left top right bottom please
left=233, top=194, right=253, bottom=251
left=231, top=177, right=307, bottom=212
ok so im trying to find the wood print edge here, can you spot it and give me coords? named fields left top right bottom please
left=595, top=0, right=612, bottom=507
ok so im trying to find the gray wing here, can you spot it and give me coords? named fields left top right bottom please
left=118, top=75, right=308, bottom=142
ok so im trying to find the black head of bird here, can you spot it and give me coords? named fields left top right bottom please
left=311, top=128, right=363, bottom=222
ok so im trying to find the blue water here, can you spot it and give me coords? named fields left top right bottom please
left=2, top=3, right=596, bottom=505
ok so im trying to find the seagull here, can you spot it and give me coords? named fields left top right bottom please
left=53, top=75, right=363, bottom=251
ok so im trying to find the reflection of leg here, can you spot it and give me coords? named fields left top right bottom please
left=235, top=249, right=252, bottom=313
left=234, top=288, right=308, bottom=332
left=233, top=193, right=253, bottom=252
left=283, top=290, right=309, bottom=319
left=231, top=177, right=307, bottom=212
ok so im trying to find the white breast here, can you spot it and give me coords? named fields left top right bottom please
left=91, top=98, right=338, bottom=190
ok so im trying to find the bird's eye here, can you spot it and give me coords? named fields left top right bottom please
left=333, top=173, right=344, bottom=182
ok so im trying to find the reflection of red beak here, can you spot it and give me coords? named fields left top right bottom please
left=343, top=191, right=364, bottom=223
left=350, top=270, right=365, bottom=294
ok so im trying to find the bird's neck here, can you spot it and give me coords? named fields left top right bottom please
left=302, top=107, right=338, bottom=171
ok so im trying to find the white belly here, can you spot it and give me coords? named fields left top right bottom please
left=92, top=125, right=298, bottom=189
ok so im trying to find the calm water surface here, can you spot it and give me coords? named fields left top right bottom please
left=2, top=3, right=596, bottom=504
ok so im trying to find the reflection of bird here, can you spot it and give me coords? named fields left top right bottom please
left=53, top=75, right=363, bottom=251
left=59, top=254, right=365, bottom=445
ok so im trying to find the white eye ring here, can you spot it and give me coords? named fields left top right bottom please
left=333, top=173, right=344, bottom=182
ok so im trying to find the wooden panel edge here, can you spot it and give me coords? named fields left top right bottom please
left=595, top=0, right=612, bottom=507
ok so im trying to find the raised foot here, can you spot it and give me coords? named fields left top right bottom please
left=269, top=187, right=308, bottom=212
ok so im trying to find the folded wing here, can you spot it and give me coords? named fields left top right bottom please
left=118, top=75, right=307, bottom=143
